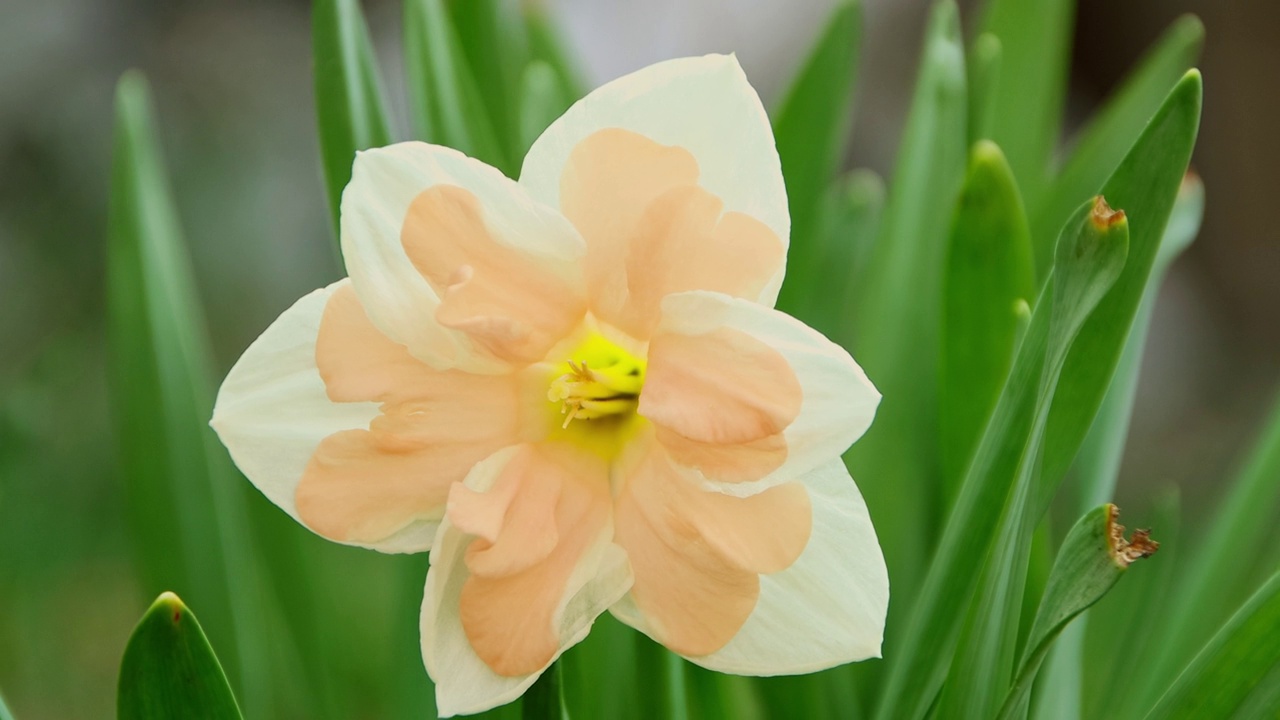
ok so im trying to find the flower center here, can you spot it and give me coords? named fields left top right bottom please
left=547, top=333, right=645, bottom=429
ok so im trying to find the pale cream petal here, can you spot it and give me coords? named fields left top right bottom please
left=211, top=281, right=431, bottom=553
left=650, top=291, right=880, bottom=497
left=521, top=54, right=790, bottom=307
left=342, top=142, right=586, bottom=372
left=422, top=446, right=632, bottom=717
left=690, top=459, right=888, bottom=674
left=611, top=432, right=810, bottom=657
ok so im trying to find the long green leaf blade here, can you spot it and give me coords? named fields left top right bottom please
left=1032, top=16, right=1203, bottom=277
left=1038, top=70, right=1203, bottom=509
left=939, top=141, right=1035, bottom=506
left=117, top=593, right=243, bottom=720
left=772, top=0, right=862, bottom=313
left=1144, top=570, right=1280, bottom=720
left=875, top=67, right=1200, bottom=711
left=850, top=0, right=968, bottom=616
left=107, top=71, right=274, bottom=716
left=937, top=198, right=1130, bottom=720
left=403, top=0, right=506, bottom=172
left=446, top=0, right=519, bottom=167
left=313, top=0, right=394, bottom=237
left=977, top=0, right=1073, bottom=208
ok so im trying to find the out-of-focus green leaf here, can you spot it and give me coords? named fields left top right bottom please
left=1037, top=71, right=1202, bottom=511
left=521, top=661, right=567, bottom=720
left=522, top=1, right=587, bottom=109
left=937, top=198, right=1130, bottom=720
left=977, top=0, right=1072, bottom=208
left=446, top=0, right=519, bottom=167
left=795, top=168, right=884, bottom=347
left=850, top=0, right=967, bottom=623
left=312, top=0, right=394, bottom=239
left=1144, top=570, right=1280, bottom=720
left=108, top=72, right=280, bottom=715
left=117, top=593, right=243, bottom=720
left=997, top=505, right=1158, bottom=720
left=0, top=689, right=13, bottom=720
left=518, top=61, right=567, bottom=155
left=967, top=33, right=1001, bottom=145
left=772, top=0, right=861, bottom=312
left=1032, top=16, right=1203, bottom=277
left=633, top=634, right=688, bottom=720
left=939, top=141, right=1035, bottom=506
left=403, top=0, right=506, bottom=172
left=1122, top=386, right=1280, bottom=716
left=1032, top=176, right=1203, bottom=720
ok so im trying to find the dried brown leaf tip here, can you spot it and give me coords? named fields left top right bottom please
left=1107, top=504, right=1160, bottom=568
left=1090, top=195, right=1127, bottom=230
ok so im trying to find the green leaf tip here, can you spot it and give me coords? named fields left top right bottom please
left=118, top=593, right=243, bottom=720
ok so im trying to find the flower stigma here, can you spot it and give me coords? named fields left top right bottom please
left=547, top=333, right=646, bottom=429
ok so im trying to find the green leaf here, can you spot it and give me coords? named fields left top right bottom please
left=117, top=593, right=243, bottom=720
left=939, top=141, right=1035, bottom=506
left=522, top=2, right=587, bottom=110
left=1144, top=570, right=1280, bottom=720
left=312, top=0, right=394, bottom=240
left=522, top=660, right=568, bottom=720
left=1030, top=176, right=1203, bottom=720
left=0, top=689, right=13, bottom=720
left=772, top=0, right=862, bottom=312
left=794, top=168, right=884, bottom=347
left=966, top=33, right=1002, bottom=145
left=977, top=0, right=1073, bottom=207
left=997, top=505, right=1158, bottom=720
left=446, top=0, right=520, bottom=167
left=518, top=61, right=568, bottom=156
left=1037, top=70, right=1202, bottom=511
left=1032, top=15, right=1203, bottom=278
left=936, top=197, right=1130, bottom=720
left=404, top=0, right=507, bottom=173
left=849, top=0, right=967, bottom=620
left=634, top=634, right=689, bottom=720
left=1125, top=386, right=1280, bottom=715
left=107, top=71, right=275, bottom=716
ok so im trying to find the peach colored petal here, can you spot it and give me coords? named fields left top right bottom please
left=654, top=425, right=789, bottom=484
left=621, top=187, right=784, bottom=337
left=640, top=324, right=802, bottom=451
left=456, top=443, right=613, bottom=676
left=402, top=184, right=586, bottom=365
left=560, top=129, right=784, bottom=338
left=613, top=435, right=811, bottom=656
left=297, top=286, right=523, bottom=545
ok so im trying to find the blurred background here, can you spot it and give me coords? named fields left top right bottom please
left=0, top=0, right=1276, bottom=716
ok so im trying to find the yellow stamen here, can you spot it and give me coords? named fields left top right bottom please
left=547, top=335, right=645, bottom=429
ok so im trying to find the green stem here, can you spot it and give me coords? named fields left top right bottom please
left=634, top=632, right=688, bottom=720
left=523, top=660, right=567, bottom=720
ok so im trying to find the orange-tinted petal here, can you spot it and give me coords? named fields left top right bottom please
left=613, top=434, right=811, bottom=656
left=638, top=324, right=801, bottom=485
left=560, top=129, right=783, bottom=338
left=402, top=185, right=586, bottom=365
left=298, top=285, right=523, bottom=545
left=455, top=443, right=613, bottom=676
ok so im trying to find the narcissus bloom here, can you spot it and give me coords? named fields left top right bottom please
left=213, top=54, right=887, bottom=716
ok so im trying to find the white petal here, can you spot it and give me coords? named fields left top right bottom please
left=693, top=459, right=887, bottom=674
left=421, top=448, right=632, bottom=717
left=341, top=142, right=586, bottom=373
left=653, top=290, right=881, bottom=497
left=210, top=280, right=436, bottom=553
left=520, top=54, right=789, bottom=306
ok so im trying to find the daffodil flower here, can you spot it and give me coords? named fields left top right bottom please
left=212, top=54, right=888, bottom=716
